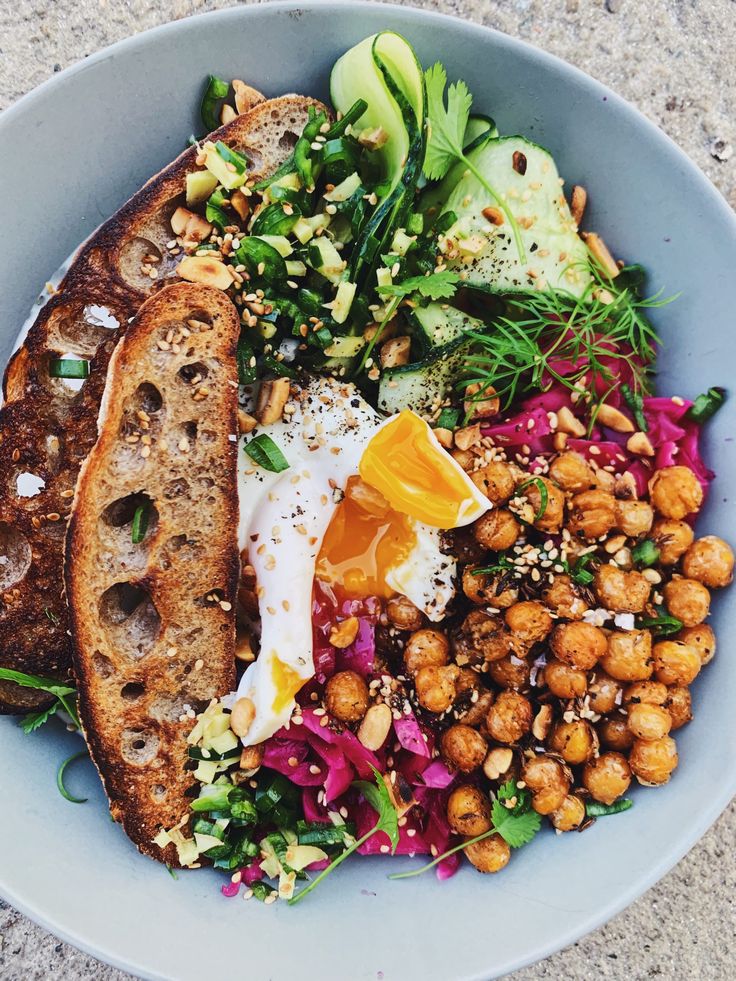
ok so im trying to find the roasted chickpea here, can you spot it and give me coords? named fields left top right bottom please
left=594, top=564, right=651, bottom=613
left=455, top=667, right=482, bottom=698
left=615, top=499, right=654, bottom=538
left=598, top=716, right=635, bottom=752
left=548, top=451, right=596, bottom=492
left=549, top=794, right=587, bottom=832
left=600, top=629, right=653, bottom=681
left=524, top=477, right=565, bottom=533
left=588, top=670, right=623, bottom=714
left=666, top=687, right=693, bottom=729
left=325, top=671, right=369, bottom=723
left=583, top=752, right=632, bottom=804
left=504, top=601, right=553, bottom=647
left=652, top=518, right=694, bottom=565
left=649, top=466, right=703, bottom=520
left=454, top=609, right=512, bottom=666
left=523, top=754, right=571, bottom=814
left=542, top=574, right=589, bottom=620
left=458, top=690, right=495, bottom=728
left=682, top=536, right=735, bottom=588
left=386, top=595, right=424, bottom=632
left=624, top=680, right=668, bottom=706
left=630, top=735, right=678, bottom=785
left=470, top=461, right=516, bottom=504
left=403, top=628, right=449, bottom=676
left=487, top=654, right=531, bottom=690
left=451, top=447, right=474, bottom=471
left=568, top=489, right=617, bottom=540
left=627, top=702, right=672, bottom=741
left=473, top=509, right=521, bottom=551
left=653, top=640, right=701, bottom=686
left=486, top=691, right=533, bottom=744
left=462, top=565, right=519, bottom=607
left=543, top=659, right=588, bottom=698
left=663, top=577, right=710, bottom=627
left=464, top=833, right=510, bottom=873
left=415, top=664, right=459, bottom=713
left=549, top=720, right=599, bottom=764
left=550, top=621, right=607, bottom=671
left=446, top=785, right=492, bottom=836
left=677, top=624, right=716, bottom=665
left=441, top=724, right=488, bottom=773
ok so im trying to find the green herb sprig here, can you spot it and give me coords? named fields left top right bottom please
left=57, top=750, right=89, bottom=804
left=390, top=780, right=540, bottom=880
left=0, top=667, right=80, bottom=733
left=377, top=269, right=460, bottom=301
left=423, top=63, right=525, bottom=262
left=289, top=767, right=398, bottom=905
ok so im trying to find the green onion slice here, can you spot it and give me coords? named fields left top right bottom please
left=631, top=539, right=660, bottom=568
left=687, top=386, right=726, bottom=424
left=636, top=610, right=683, bottom=637
left=435, top=407, right=460, bottom=430
left=585, top=798, right=633, bottom=818
left=131, top=504, right=149, bottom=545
left=57, top=750, right=89, bottom=804
left=200, top=75, right=229, bottom=132
left=49, top=358, right=89, bottom=379
left=517, top=476, right=548, bottom=521
left=571, top=553, right=595, bottom=586
left=244, top=434, right=290, bottom=473
left=621, top=383, right=648, bottom=432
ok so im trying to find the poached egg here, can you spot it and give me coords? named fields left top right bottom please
left=235, top=377, right=489, bottom=744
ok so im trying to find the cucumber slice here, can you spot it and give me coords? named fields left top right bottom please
left=378, top=335, right=474, bottom=416
left=410, top=303, right=485, bottom=349
left=464, top=114, right=498, bottom=152
left=331, top=32, right=424, bottom=199
left=440, top=136, right=590, bottom=297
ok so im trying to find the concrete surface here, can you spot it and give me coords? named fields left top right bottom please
left=0, top=1, right=734, bottom=979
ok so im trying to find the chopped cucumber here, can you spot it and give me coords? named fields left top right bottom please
left=440, top=136, right=590, bottom=297
left=331, top=281, right=357, bottom=324
left=324, top=172, right=362, bottom=202
left=255, top=235, right=293, bottom=257
left=378, top=335, right=475, bottom=416
left=285, top=259, right=307, bottom=277
left=324, top=335, right=366, bottom=358
left=308, top=236, right=347, bottom=283
left=390, top=228, right=416, bottom=256
left=186, top=170, right=219, bottom=206
left=203, top=143, right=246, bottom=191
left=376, top=266, right=393, bottom=289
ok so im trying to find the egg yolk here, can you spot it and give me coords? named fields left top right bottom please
left=271, top=655, right=305, bottom=714
left=316, top=476, right=416, bottom=599
left=359, top=410, right=486, bottom=528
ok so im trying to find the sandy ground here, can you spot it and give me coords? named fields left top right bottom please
left=0, top=1, right=734, bottom=979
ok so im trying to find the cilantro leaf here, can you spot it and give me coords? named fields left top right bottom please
left=491, top=798, right=541, bottom=848
left=353, top=766, right=399, bottom=852
left=20, top=702, right=60, bottom=734
left=377, top=270, right=460, bottom=301
left=423, top=63, right=472, bottom=182
left=422, top=62, right=525, bottom=262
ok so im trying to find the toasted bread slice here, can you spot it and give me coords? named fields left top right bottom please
left=0, top=93, right=326, bottom=713
left=65, top=282, right=239, bottom=863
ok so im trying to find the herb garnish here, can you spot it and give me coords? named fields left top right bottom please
left=200, top=74, right=229, bottom=132
left=289, top=767, right=398, bottom=905
left=423, top=63, right=524, bottom=262
left=0, top=667, right=80, bottom=733
left=517, top=476, right=549, bottom=521
left=687, top=386, right=726, bottom=424
left=585, top=798, right=633, bottom=818
left=390, top=780, right=540, bottom=880
left=377, top=269, right=460, bottom=301
left=636, top=607, right=683, bottom=637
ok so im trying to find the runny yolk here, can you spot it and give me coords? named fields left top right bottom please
left=271, top=655, right=305, bottom=714
left=359, top=409, right=486, bottom=528
left=316, top=475, right=416, bottom=600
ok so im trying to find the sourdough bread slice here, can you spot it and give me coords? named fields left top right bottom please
left=65, top=283, right=239, bottom=864
left=0, top=93, right=326, bottom=712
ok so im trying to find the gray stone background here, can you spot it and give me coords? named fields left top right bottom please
left=0, top=0, right=734, bottom=978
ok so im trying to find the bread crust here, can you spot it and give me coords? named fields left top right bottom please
left=65, top=282, right=240, bottom=864
left=0, top=94, right=325, bottom=712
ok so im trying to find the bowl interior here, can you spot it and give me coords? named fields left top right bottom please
left=1, top=4, right=735, bottom=980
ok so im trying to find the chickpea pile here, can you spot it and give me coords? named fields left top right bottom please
left=317, top=449, right=732, bottom=876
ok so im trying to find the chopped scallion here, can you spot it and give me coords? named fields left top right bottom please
left=586, top=798, right=633, bottom=817
left=517, top=476, right=548, bottom=521
left=200, top=75, right=229, bottom=132
left=631, top=539, right=659, bottom=568
left=687, top=386, right=726, bottom=424
left=49, top=358, right=89, bottom=379
left=131, top=504, right=149, bottom=545
left=244, top=434, right=290, bottom=473
left=57, top=750, right=89, bottom=804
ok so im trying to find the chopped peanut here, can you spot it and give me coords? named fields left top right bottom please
left=570, top=185, right=587, bottom=225
left=255, top=377, right=291, bottom=425
left=329, top=616, right=360, bottom=649
left=627, top=431, right=655, bottom=457
left=582, top=231, right=620, bottom=279
left=177, top=255, right=232, bottom=290
left=464, top=382, right=500, bottom=420
left=233, top=79, right=265, bottom=114
left=597, top=403, right=635, bottom=433
left=380, top=336, right=411, bottom=368
left=556, top=406, right=586, bottom=437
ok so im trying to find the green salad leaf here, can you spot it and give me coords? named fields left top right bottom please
left=377, top=269, right=460, bottom=301
left=0, top=667, right=80, bottom=731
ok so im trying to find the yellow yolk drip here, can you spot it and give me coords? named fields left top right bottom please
left=271, top=656, right=306, bottom=714
left=316, top=476, right=417, bottom=599
left=359, top=410, right=485, bottom=528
